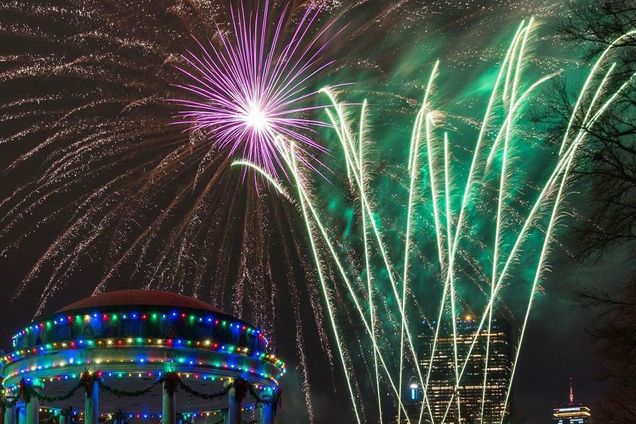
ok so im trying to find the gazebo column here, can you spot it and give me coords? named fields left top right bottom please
left=84, top=379, right=99, bottom=424
left=25, top=390, right=39, bottom=424
left=3, top=398, right=16, bottom=424
left=16, top=404, right=25, bottom=424
left=60, top=408, right=71, bottom=424
left=112, top=411, right=123, bottom=424
left=225, top=387, right=239, bottom=424
left=225, top=380, right=247, bottom=424
left=0, top=379, right=4, bottom=424
left=257, top=391, right=275, bottom=424
left=162, top=374, right=178, bottom=424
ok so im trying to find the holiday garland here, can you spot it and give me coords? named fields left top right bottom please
left=248, top=384, right=268, bottom=404
left=35, top=381, right=84, bottom=403
left=1, top=379, right=83, bottom=407
left=97, top=377, right=164, bottom=398
left=2, top=372, right=278, bottom=414
left=176, top=378, right=229, bottom=401
left=247, top=383, right=280, bottom=410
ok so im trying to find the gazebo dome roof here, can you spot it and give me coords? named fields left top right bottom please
left=3, top=288, right=286, bottom=408
left=57, top=289, right=219, bottom=313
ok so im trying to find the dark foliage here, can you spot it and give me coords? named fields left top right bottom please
left=559, top=1, right=636, bottom=422
left=559, top=0, right=636, bottom=258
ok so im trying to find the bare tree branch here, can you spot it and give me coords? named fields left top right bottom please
left=557, top=1, right=636, bottom=422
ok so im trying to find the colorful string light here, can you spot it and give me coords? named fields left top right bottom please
left=35, top=403, right=257, bottom=420
left=3, top=337, right=283, bottom=368
left=12, top=310, right=265, bottom=344
left=3, top=355, right=283, bottom=387
left=2, top=307, right=286, bottom=400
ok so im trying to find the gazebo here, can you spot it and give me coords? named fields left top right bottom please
left=0, top=290, right=285, bottom=424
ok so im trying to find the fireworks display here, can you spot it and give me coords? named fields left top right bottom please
left=238, top=20, right=634, bottom=423
left=173, top=1, right=336, bottom=177
left=0, top=0, right=633, bottom=423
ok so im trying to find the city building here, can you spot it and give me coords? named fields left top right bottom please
left=418, top=315, right=513, bottom=423
left=552, top=379, right=592, bottom=424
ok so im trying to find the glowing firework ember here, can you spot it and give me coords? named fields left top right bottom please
left=173, top=1, right=336, bottom=176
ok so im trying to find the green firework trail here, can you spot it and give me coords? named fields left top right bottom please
left=235, top=21, right=635, bottom=424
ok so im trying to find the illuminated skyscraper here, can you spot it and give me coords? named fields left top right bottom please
left=418, top=316, right=513, bottom=423
left=552, top=379, right=592, bottom=424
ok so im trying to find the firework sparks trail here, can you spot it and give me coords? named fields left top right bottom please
left=480, top=19, right=533, bottom=422
left=237, top=134, right=418, bottom=421
left=319, top=86, right=439, bottom=422
left=235, top=22, right=634, bottom=423
left=173, top=0, right=338, bottom=178
left=435, top=30, right=634, bottom=424
left=398, top=62, right=439, bottom=424
left=357, top=99, right=384, bottom=424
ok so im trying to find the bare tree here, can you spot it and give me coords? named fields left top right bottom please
left=575, top=281, right=636, bottom=424
left=559, top=0, right=636, bottom=257
left=558, top=1, right=636, bottom=422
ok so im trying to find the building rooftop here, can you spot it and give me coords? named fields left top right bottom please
left=57, top=289, right=219, bottom=313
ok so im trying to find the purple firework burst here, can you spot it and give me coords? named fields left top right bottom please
left=173, top=1, right=337, bottom=177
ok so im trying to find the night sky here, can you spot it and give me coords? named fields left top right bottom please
left=0, top=0, right=620, bottom=422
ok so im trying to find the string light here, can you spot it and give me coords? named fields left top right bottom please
left=2, top=337, right=283, bottom=367
left=2, top=307, right=286, bottom=398
left=3, top=355, right=283, bottom=388
left=12, top=310, right=265, bottom=343
left=35, top=405, right=257, bottom=420
left=5, top=308, right=284, bottom=372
